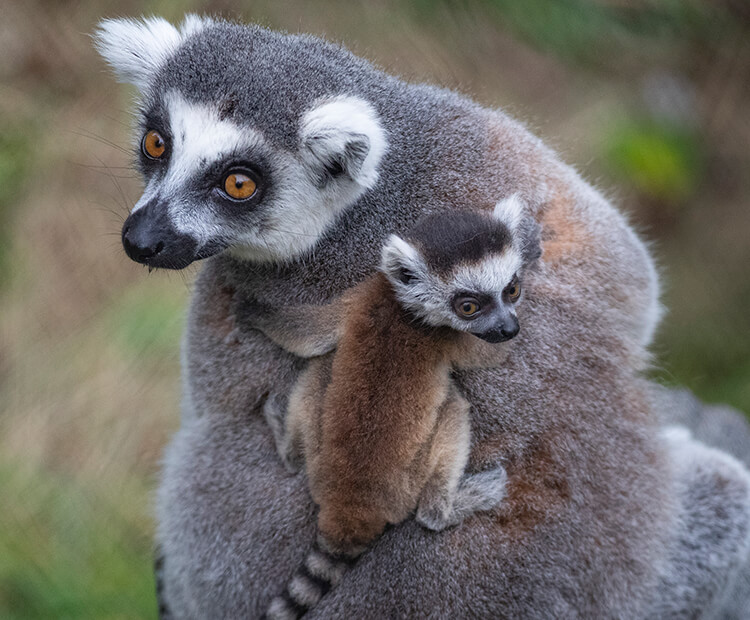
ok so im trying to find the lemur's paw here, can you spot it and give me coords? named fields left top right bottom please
left=416, top=498, right=454, bottom=531
left=455, top=466, right=508, bottom=514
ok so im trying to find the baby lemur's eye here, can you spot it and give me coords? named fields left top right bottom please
left=504, top=275, right=521, bottom=302
left=454, top=297, right=481, bottom=319
left=141, top=130, right=166, bottom=159
left=222, top=171, right=258, bottom=200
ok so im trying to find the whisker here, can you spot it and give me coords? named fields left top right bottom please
left=71, top=129, right=131, bottom=155
left=261, top=223, right=320, bottom=238
left=72, top=161, right=135, bottom=171
left=91, top=202, right=126, bottom=218
left=103, top=113, right=133, bottom=129
left=93, top=155, right=133, bottom=216
left=73, top=162, right=139, bottom=178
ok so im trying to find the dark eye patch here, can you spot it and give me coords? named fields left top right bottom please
left=136, top=107, right=171, bottom=173
left=195, top=150, right=270, bottom=193
left=450, top=291, right=494, bottom=309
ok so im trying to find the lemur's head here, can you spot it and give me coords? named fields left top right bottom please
left=94, top=16, right=387, bottom=268
left=381, top=195, right=541, bottom=343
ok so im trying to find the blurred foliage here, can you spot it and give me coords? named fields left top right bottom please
left=0, top=123, right=33, bottom=291
left=107, top=279, right=187, bottom=358
left=0, top=464, right=155, bottom=619
left=414, top=0, right=742, bottom=71
left=602, top=119, right=702, bottom=206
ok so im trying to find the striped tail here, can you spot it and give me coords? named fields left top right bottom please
left=265, top=540, right=358, bottom=619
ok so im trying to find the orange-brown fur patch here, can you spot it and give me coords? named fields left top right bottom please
left=538, top=183, right=594, bottom=265
left=493, top=434, right=570, bottom=541
left=481, top=116, right=593, bottom=266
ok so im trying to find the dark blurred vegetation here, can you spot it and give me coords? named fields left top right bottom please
left=1, top=0, right=748, bottom=617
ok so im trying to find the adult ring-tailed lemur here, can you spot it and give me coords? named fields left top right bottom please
left=94, top=16, right=750, bottom=619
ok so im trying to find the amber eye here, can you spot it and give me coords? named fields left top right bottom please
left=505, top=276, right=521, bottom=302
left=223, top=172, right=257, bottom=200
left=454, top=297, right=481, bottom=318
left=142, top=130, right=166, bottom=159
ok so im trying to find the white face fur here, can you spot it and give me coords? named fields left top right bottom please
left=234, top=95, right=388, bottom=262
left=138, top=92, right=387, bottom=262
left=94, top=16, right=388, bottom=266
left=133, top=93, right=267, bottom=238
left=381, top=197, right=529, bottom=340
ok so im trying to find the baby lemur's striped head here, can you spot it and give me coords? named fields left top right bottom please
left=381, top=195, right=541, bottom=343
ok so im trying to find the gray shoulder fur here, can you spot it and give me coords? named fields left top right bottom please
left=92, top=17, right=750, bottom=619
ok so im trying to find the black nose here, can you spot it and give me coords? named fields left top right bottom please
left=500, top=322, right=520, bottom=340
left=474, top=316, right=520, bottom=343
left=120, top=199, right=203, bottom=270
left=476, top=327, right=517, bottom=343
left=122, top=221, right=165, bottom=263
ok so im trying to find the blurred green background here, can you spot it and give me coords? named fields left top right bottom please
left=1, top=0, right=748, bottom=617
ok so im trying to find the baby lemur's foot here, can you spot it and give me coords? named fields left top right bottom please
left=262, top=394, right=302, bottom=474
left=453, top=466, right=508, bottom=517
left=416, top=466, right=507, bottom=531
left=416, top=496, right=455, bottom=532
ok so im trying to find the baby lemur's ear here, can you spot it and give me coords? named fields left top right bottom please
left=380, top=234, right=428, bottom=286
left=493, top=194, right=542, bottom=264
left=93, top=15, right=213, bottom=90
left=301, top=96, right=388, bottom=190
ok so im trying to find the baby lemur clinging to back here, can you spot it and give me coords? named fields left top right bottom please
left=242, top=196, right=541, bottom=619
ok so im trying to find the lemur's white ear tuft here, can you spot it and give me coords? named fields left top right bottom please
left=301, top=96, right=388, bottom=189
left=493, top=193, right=525, bottom=233
left=380, top=234, right=426, bottom=285
left=94, top=16, right=206, bottom=90
left=180, top=14, right=214, bottom=38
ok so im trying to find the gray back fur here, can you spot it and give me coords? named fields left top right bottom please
left=94, top=17, right=750, bottom=618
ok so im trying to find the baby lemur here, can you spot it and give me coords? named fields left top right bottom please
left=243, top=196, right=541, bottom=619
